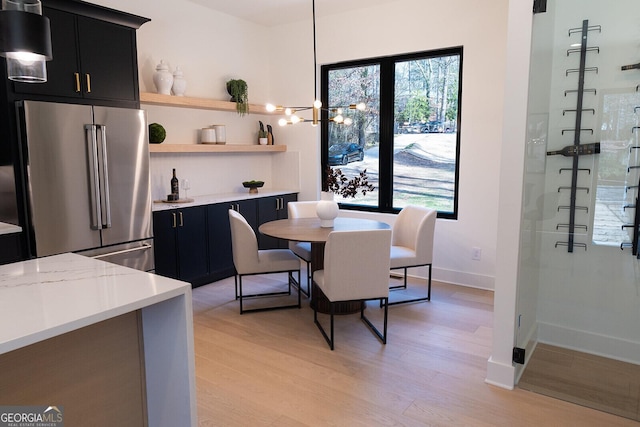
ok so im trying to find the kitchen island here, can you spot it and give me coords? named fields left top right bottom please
left=0, top=253, right=196, bottom=427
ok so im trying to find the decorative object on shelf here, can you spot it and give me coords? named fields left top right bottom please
left=264, top=0, right=365, bottom=126
left=148, top=122, right=166, bottom=143
left=153, top=60, right=173, bottom=95
left=258, top=121, right=267, bottom=145
left=200, top=127, right=216, bottom=143
left=267, top=124, right=274, bottom=145
left=212, top=124, right=226, bottom=144
left=226, top=79, right=249, bottom=116
left=316, top=191, right=339, bottom=227
left=258, top=130, right=268, bottom=145
left=0, top=0, right=53, bottom=83
left=242, top=180, right=264, bottom=194
left=171, top=66, right=187, bottom=96
left=323, top=166, right=374, bottom=198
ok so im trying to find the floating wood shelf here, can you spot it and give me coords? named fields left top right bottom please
left=140, top=92, right=273, bottom=114
left=149, top=144, right=286, bottom=153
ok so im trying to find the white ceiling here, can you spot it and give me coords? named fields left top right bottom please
left=186, top=0, right=400, bottom=26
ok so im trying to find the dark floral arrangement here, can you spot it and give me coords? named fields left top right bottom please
left=323, top=165, right=374, bottom=198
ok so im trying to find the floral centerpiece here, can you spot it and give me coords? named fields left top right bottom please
left=322, top=166, right=374, bottom=198
left=317, top=166, right=374, bottom=227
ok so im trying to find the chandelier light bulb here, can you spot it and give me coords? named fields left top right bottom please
left=265, top=103, right=276, bottom=112
left=313, top=99, right=322, bottom=109
left=278, top=118, right=289, bottom=126
left=290, top=114, right=301, bottom=124
left=336, top=108, right=343, bottom=115
left=356, top=102, right=366, bottom=111
left=343, top=117, right=353, bottom=126
left=285, top=107, right=293, bottom=116
left=333, top=115, right=344, bottom=123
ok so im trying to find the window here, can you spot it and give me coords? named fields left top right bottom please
left=321, top=47, right=462, bottom=218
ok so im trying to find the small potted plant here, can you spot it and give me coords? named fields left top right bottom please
left=258, top=129, right=268, bottom=145
left=226, top=79, right=249, bottom=116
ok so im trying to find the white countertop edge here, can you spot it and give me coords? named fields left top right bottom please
left=152, top=189, right=299, bottom=211
left=0, top=222, right=22, bottom=235
left=0, top=253, right=191, bottom=354
left=3, top=286, right=191, bottom=355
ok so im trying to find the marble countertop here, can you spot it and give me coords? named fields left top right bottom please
left=152, top=189, right=298, bottom=211
left=0, top=253, right=191, bottom=354
left=0, top=222, right=21, bottom=235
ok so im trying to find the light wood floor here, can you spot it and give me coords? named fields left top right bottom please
left=519, top=343, right=640, bottom=422
left=192, top=273, right=638, bottom=426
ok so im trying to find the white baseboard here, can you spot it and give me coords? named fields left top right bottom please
left=391, top=267, right=495, bottom=291
left=433, top=266, right=495, bottom=291
left=538, top=321, right=640, bottom=365
left=485, top=356, right=515, bottom=390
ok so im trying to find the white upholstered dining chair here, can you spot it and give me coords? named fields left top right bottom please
left=228, top=209, right=301, bottom=314
left=313, top=228, right=392, bottom=350
left=287, top=201, right=318, bottom=296
left=388, top=205, right=437, bottom=305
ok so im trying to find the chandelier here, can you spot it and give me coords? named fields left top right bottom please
left=266, top=0, right=365, bottom=126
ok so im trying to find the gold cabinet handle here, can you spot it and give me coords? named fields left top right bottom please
left=86, top=74, right=91, bottom=93
left=171, top=212, right=177, bottom=228
left=179, top=211, right=184, bottom=227
left=74, top=73, right=81, bottom=93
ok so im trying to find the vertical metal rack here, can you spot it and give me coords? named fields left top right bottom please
left=552, top=20, right=601, bottom=252
left=621, top=98, right=640, bottom=258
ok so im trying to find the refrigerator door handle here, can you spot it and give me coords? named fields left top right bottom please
left=85, top=124, right=102, bottom=230
left=97, top=124, right=112, bottom=228
left=91, top=243, right=153, bottom=259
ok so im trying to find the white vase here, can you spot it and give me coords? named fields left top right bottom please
left=259, top=137, right=268, bottom=145
left=153, top=60, right=173, bottom=95
left=316, top=191, right=339, bottom=227
left=171, top=66, right=187, bottom=96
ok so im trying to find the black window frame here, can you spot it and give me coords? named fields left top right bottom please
left=320, top=46, right=463, bottom=219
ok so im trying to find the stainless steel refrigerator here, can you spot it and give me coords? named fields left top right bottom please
left=16, top=100, right=154, bottom=271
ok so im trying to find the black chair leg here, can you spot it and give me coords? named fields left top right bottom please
left=427, top=264, right=432, bottom=301
left=238, top=270, right=302, bottom=314
left=306, top=260, right=312, bottom=298
left=239, top=276, right=244, bottom=314
left=386, top=264, right=432, bottom=306
left=313, top=301, right=335, bottom=350
left=329, top=303, right=335, bottom=350
left=362, top=298, right=388, bottom=344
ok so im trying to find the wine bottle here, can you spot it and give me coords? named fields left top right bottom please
left=621, top=62, right=640, bottom=71
left=171, top=168, right=180, bottom=198
left=547, top=142, right=600, bottom=156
